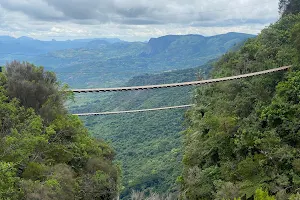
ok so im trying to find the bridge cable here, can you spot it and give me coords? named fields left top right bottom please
left=71, top=66, right=291, bottom=93
left=73, top=105, right=194, bottom=116
left=72, top=66, right=291, bottom=116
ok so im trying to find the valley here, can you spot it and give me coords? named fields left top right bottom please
left=0, top=0, right=299, bottom=199
left=0, top=32, right=253, bottom=198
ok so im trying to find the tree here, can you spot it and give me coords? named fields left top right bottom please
left=180, top=12, right=300, bottom=200
left=0, top=61, right=121, bottom=199
left=254, top=188, right=275, bottom=200
left=279, top=0, right=300, bottom=15
left=292, top=23, right=300, bottom=55
left=5, top=61, right=70, bottom=123
left=0, top=162, right=21, bottom=199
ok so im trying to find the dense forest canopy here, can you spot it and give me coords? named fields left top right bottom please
left=72, top=65, right=211, bottom=199
left=0, top=62, right=120, bottom=200
left=180, top=10, right=300, bottom=200
left=279, top=0, right=300, bottom=15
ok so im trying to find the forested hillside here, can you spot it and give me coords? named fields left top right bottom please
left=180, top=10, right=300, bottom=200
left=2, top=0, right=297, bottom=199
left=72, top=64, right=211, bottom=199
left=0, top=62, right=120, bottom=200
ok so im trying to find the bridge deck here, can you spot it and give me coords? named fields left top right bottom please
left=71, top=66, right=291, bottom=93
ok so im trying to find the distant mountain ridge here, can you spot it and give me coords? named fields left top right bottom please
left=18, top=32, right=254, bottom=88
left=0, top=35, right=123, bottom=43
left=0, top=32, right=254, bottom=57
left=0, top=36, right=123, bottom=55
left=144, top=32, right=254, bottom=56
left=0, top=32, right=255, bottom=90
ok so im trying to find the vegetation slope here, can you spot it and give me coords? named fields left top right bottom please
left=0, top=32, right=253, bottom=200
left=0, top=61, right=120, bottom=200
left=180, top=8, right=300, bottom=200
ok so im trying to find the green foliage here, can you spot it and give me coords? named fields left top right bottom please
left=0, top=162, right=20, bottom=199
left=181, top=14, right=300, bottom=199
left=290, top=193, right=300, bottom=200
left=279, top=0, right=300, bottom=16
left=71, top=65, right=211, bottom=199
left=214, top=181, right=240, bottom=200
left=0, top=62, right=120, bottom=199
left=5, top=61, right=71, bottom=123
left=254, top=188, right=275, bottom=200
left=22, top=162, right=48, bottom=181
left=130, top=190, right=178, bottom=200
left=291, top=23, right=300, bottom=54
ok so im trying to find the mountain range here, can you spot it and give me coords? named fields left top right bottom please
left=0, top=36, right=122, bottom=55
left=1, top=32, right=254, bottom=89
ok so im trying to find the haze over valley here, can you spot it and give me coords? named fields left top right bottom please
left=1, top=32, right=253, bottom=88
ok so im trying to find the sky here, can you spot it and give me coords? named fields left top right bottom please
left=0, top=0, right=279, bottom=41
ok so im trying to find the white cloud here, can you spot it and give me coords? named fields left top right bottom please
left=0, top=0, right=279, bottom=41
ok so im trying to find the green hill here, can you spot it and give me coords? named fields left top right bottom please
left=180, top=13, right=300, bottom=199
left=0, top=61, right=120, bottom=200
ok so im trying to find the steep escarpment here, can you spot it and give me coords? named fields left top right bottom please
left=0, top=61, right=120, bottom=200
left=180, top=13, right=300, bottom=200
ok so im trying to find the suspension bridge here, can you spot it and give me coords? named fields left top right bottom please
left=72, top=66, right=291, bottom=116
left=72, top=66, right=290, bottom=93
left=74, top=105, right=194, bottom=116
